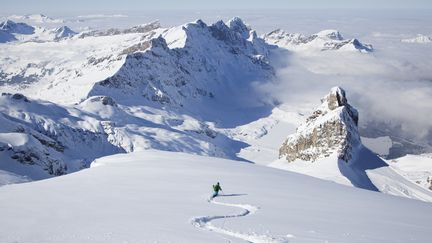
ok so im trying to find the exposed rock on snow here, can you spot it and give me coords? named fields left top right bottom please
left=279, top=87, right=360, bottom=162
left=264, top=29, right=373, bottom=52
left=84, top=96, right=117, bottom=107
left=0, top=93, right=124, bottom=182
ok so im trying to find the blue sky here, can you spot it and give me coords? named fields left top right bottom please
left=2, top=0, right=432, bottom=13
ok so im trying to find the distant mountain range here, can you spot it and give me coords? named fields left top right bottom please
left=1, top=16, right=431, bottom=202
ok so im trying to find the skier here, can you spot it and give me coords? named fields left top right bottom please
left=212, top=182, right=222, bottom=198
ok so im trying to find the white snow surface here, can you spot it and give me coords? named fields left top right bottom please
left=0, top=27, right=161, bottom=103
left=387, top=154, right=432, bottom=191
left=0, top=169, right=30, bottom=185
left=272, top=143, right=432, bottom=202
left=0, top=150, right=431, bottom=243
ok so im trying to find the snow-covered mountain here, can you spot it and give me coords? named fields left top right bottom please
left=279, top=87, right=360, bottom=163
left=0, top=88, right=259, bottom=185
left=0, top=19, right=35, bottom=35
left=0, top=17, right=277, bottom=184
left=7, top=14, right=64, bottom=24
left=0, top=19, right=77, bottom=43
left=0, top=13, right=432, bottom=242
left=0, top=16, right=431, bottom=205
left=89, top=17, right=274, bottom=108
left=1, top=18, right=273, bottom=107
left=0, top=93, right=123, bottom=182
left=401, top=34, right=432, bottom=43
left=273, top=87, right=432, bottom=202
left=264, top=29, right=373, bottom=52
left=52, top=26, right=77, bottom=40
left=0, top=20, right=34, bottom=43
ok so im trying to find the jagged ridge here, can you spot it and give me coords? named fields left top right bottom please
left=264, top=29, right=373, bottom=52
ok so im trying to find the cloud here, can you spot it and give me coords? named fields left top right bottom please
left=258, top=44, right=432, bottom=145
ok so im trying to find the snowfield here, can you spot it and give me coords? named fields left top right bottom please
left=1, top=150, right=432, bottom=243
left=0, top=10, right=432, bottom=242
left=387, top=154, right=432, bottom=191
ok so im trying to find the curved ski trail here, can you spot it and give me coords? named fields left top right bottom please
left=191, top=196, right=288, bottom=243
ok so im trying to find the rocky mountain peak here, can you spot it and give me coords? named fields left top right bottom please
left=193, top=19, right=207, bottom=28
left=322, top=86, right=348, bottom=110
left=53, top=26, right=77, bottom=40
left=315, top=29, right=344, bottom=41
left=316, top=86, right=358, bottom=125
left=0, top=19, right=35, bottom=34
left=209, top=18, right=251, bottom=45
left=279, top=87, right=361, bottom=163
left=228, top=17, right=250, bottom=39
left=149, top=35, right=168, bottom=50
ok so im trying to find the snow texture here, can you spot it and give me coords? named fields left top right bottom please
left=0, top=150, right=431, bottom=243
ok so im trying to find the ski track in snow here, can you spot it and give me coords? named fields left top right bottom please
left=191, top=195, right=289, bottom=243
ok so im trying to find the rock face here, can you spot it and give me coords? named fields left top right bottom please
left=279, top=87, right=360, bottom=162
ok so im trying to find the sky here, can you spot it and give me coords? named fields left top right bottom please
left=1, top=0, right=432, bottom=14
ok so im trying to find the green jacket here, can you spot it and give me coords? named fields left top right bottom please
left=213, top=183, right=222, bottom=192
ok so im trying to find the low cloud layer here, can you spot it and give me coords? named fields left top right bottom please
left=259, top=40, right=432, bottom=146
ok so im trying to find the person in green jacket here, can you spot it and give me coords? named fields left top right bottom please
left=212, top=182, right=222, bottom=198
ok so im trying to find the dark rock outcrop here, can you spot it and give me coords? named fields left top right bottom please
left=279, top=87, right=360, bottom=162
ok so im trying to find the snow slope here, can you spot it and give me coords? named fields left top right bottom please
left=387, top=154, right=432, bottom=191
left=0, top=23, right=160, bottom=103
left=0, top=150, right=431, bottom=243
left=0, top=89, right=258, bottom=184
left=0, top=93, right=123, bottom=183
